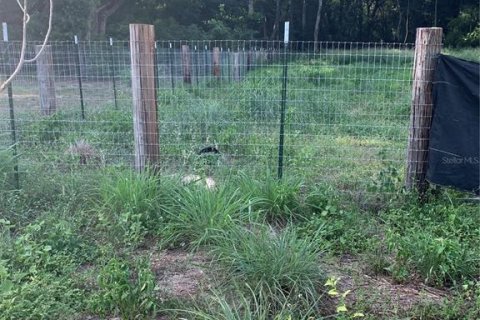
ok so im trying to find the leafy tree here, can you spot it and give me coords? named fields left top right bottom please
left=0, top=0, right=478, bottom=46
left=446, top=5, right=480, bottom=47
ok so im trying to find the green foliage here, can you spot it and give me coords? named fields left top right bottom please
left=0, top=270, right=83, bottom=320
left=0, top=218, right=86, bottom=319
left=0, top=145, right=16, bottom=189
left=161, top=184, right=253, bottom=249
left=89, top=258, right=157, bottom=319
left=25, top=112, right=68, bottom=144
left=89, top=109, right=133, bottom=145
left=298, top=206, right=375, bottom=254
left=298, top=186, right=376, bottom=254
left=1, top=220, right=84, bottom=276
left=206, top=3, right=261, bottom=39
left=237, top=174, right=303, bottom=223
left=446, top=5, right=480, bottom=47
left=368, top=150, right=403, bottom=194
left=97, top=171, right=173, bottom=246
left=384, top=202, right=480, bottom=286
left=212, top=225, right=323, bottom=312
left=4, top=0, right=478, bottom=48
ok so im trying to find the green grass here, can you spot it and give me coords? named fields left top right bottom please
left=211, top=224, right=324, bottom=315
left=443, top=47, right=480, bottom=62
left=160, top=183, right=254, bottom=249
left=384, top=199, right=480, bottom=287
left=96, top=169, right=174, bottom=247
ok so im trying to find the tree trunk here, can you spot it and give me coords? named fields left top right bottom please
left=287, top=0, right=292, bottom=22
left=271, top=0, right=281, bottom=40
left=248, top=0, right=254, bottom=15
left=302, top=0, right=307, bottom=34
left=90, top=0, right=125, bottom=38
left=357, top=0, right=364, bottom=41
left=314, top=0, right=323, bottom=51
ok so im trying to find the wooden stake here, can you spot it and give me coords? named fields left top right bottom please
left=233, top=52, right=240, bottom=81
left=181, top=44, right=192, bottom=84
left=406, top=27, right=443, bottom=194
left=35, top=45, right=56, bottom=116
left=212, top=47, right=221, bottom=78
left=247, top=51, right=252, bottom=71
left=130, top=24, right=159, bottom=172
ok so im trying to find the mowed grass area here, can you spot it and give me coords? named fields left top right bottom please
left=0, top=48, right=479, bottom=319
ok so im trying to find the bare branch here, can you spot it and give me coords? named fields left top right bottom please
left=0, top=0, right=53, bottom=92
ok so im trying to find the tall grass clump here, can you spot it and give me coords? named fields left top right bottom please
left=161, top=185, right=254, bottom=249
left=163, top=289, right=269, bottom=320
left=97, top=170, right=175, bottom=246
left=213, top=225, right=323, bottom=314
left=164, top=285, right=321, bottom=320
left=237, top=174, right=303, bottom=224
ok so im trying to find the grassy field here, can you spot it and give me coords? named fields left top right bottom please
left=0, top=47, right=479, bottom=319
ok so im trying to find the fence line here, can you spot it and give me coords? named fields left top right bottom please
left=0, top=37, right=416, bottom=194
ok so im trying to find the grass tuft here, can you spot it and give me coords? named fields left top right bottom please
left=160, top=184, right=254, bottom=249
left=212, top=224, right=323, bottom=311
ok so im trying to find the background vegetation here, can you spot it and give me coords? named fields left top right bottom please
left=0, top=0, right=478, bottom=47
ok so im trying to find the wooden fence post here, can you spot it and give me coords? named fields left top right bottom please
left=181, top=44, right=192, bottom=84
left=35, top=45, right=56, bottom=116
left=233, top=52, right=241, bottom=81
left=212, top=47, right=221, bottom=78
left=130, top=24, right=159, bottom=172
left=406, top=27, right=443, bottom=194
left=247, top=51, right=252, bottom=71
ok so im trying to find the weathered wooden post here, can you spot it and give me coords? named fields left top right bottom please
left=247, top=51, right=252, bottom=71
left=233, top=52, right=241, bottom=81
left=406, top=27, right=443, bottom=194
left=181, top=44, right=192, bottom=84
left=212, top=47, right=221, bottom=78
left=130, top=24, right=159, bottom=172
left=35, top=45, right=56, bottom=116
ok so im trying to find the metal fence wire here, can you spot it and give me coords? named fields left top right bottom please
left=0, top=40, right=414, bottom=193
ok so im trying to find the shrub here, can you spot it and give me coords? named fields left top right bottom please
left=0, top=220, right=85, bottom=319
left=0, top=271, right=83, bottom=320
left=89, top=258, right=157, bottom=319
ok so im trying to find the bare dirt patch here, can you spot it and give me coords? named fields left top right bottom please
left=322, top=255, right=450, bottom=318
left=150, top=250, right=211, bottom=300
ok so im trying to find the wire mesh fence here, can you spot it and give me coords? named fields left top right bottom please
left=0, top=39, right=414, bottom=194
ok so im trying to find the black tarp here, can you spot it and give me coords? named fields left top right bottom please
left=426, top=54, right=479, bottom=193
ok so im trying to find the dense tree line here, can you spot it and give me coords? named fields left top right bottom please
left=0, top=0, right=478, bottom=46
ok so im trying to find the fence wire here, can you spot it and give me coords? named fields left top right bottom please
left=0, top=40, right=414, bottom=194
